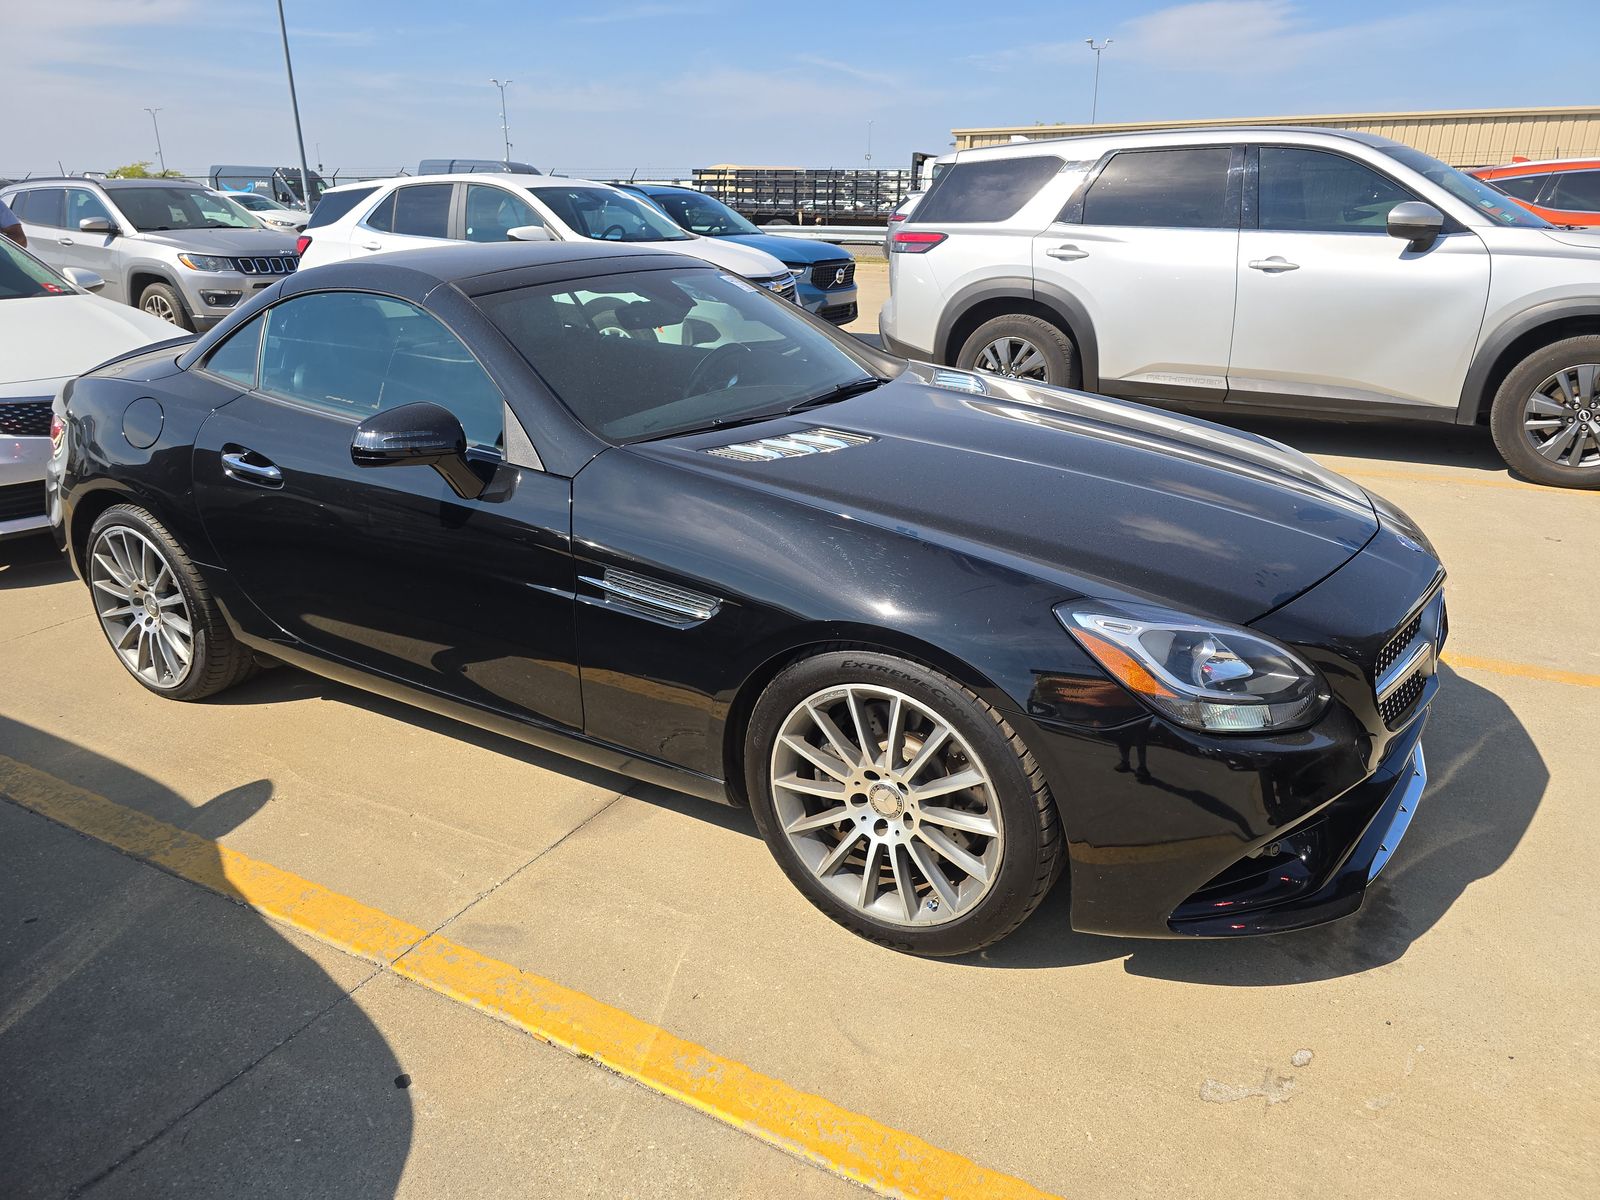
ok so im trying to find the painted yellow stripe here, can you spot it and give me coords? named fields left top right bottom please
left=1337, top=465, right=1600, bottom=496
left=1442, top=650, right=1600, bottom=689
left=0, top=754, right=1059, bottom=1200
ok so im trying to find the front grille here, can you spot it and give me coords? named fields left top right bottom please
left=775, top=280, right=797, bottom=302
left=810, top=259, right=855, bottom=290
left=819, top=301, right=858, bottom=325
left=0, top=399, right=53, bottom=438
left=1379, top=670, right=1428, bottom=727
left=232, top=255, right=299, bottom=275
left=1372, top=588, right=1444, bottom=730
left=0, top=481, right=47, bottom=523
left=1375, top=611, right=1423, bottom=677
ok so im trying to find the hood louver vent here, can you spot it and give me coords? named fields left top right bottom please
left=706, top=428, right=872, bottom=462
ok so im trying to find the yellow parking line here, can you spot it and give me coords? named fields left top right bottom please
left=1442, top=651, right=1600, bottom=689
left=0, top=754, right=1059, bottom=1200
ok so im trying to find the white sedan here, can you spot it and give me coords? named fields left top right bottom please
left=1, top=240, right=181, bottom=540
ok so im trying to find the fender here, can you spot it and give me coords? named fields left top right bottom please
left=1457, top=298, right=1600, bottom=424
left=933, top=275, right=1101, bottom=392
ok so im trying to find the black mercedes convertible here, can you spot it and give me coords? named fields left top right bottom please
left=48, top=241, right=1445, bottom=956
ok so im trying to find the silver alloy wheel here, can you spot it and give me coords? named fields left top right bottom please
left=90, top=526, right=194, bottom=689
left=770, top=684, right=1003, bottom=927
left=142, top=292, right=179, bottom=323
left=975, top=336, right=1048, bottom=381
left=1523, top=363, right=1600, bottom=469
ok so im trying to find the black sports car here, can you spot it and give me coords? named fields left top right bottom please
left=49, top=241, right=1445, bottom=956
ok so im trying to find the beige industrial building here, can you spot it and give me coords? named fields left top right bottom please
left=951, top=105, right=1600, bottom=168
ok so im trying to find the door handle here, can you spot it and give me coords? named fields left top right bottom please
left=58, top=237, right=75, bottom=246
left=221, top=450, right=283, bottom=488
left=1248, top=256, right=1300, bottom=272
left=360, top=240, right=383, bottom=251
left=1046, top=243, right=1089, bottom=261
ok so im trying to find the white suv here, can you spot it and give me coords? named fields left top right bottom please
left=880, top=128, right=1600, bottom=487
left=298, top=174, right=797, bottom=299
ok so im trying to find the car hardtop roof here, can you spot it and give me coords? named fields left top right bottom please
left=321, top=172, right=615, bottom=193
left=955, top=126, right=1406, bottom=160
left=2, top=175, right=213, bottom=190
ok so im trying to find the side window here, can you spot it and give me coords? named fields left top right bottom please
left=1548, top=170, right=1600, bottom=212
left=913, top=156, right=1063, bottom=223
left=202, top=314, right=265, bottom=388
left=1257, top=148, right=1413, bottom=233
left=64, top=189, right=115, bottom=229
left=1081, top=148, right=1235, bottom=229
left=364, top=191, right=396, bottom=232
left=390, top=184, right=454, bottom=238
left=465, top=184, right=541, bottom=242
left=307, top=186, right=377, bottom=228
left=19, top=188, right=66, bottom=228
left=1489, top=173, right=1550, bottom=203
left=258, top=292, right=503, bottom=451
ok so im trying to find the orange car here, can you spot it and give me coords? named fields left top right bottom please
left=1470, top=158, right=1600, bottom=226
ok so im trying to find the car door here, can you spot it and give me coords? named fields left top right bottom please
left=189, top=288, right=582, bottom=730
left=1229, top=146, right=1492, bottom=413
left=59, top=187, right=124, bottom=298
left=1034, top=145, right=1240, bottom=403
left=12, top=188, right=69, bottom=270
left=349, top=182, right=459, bottom=258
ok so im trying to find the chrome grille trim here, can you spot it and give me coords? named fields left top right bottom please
left=233, top=255, right=299, bottom=275
left=706, top=428, right=872, bottom=462
left=1372, top=587, right=1446, bottom=729
left=583, top=569, right=721, bottom=623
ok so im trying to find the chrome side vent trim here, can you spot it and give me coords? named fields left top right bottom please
left=930, top=368, right=988, bottom=396
left=706, top=427, right=872, bottom=462
left=583, top=569, right=721, bottom=624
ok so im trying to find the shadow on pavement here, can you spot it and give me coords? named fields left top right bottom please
left=1211, top=413, right=1503, bottom=474
left=0, top=535, right=73, bottom=590
left=966, top=665, right=1547, bottom=983
left=0, top=718, right=413, bottom=1199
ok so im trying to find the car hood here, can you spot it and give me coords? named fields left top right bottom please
left=128, top=227, right=300, bottom=255
left=1538, top=226, right=1600, bottom=252
left=634, top=366, right=1379, bottom=624
left=716, top=233, right=851, bottom=266
left=645, top=236, right=789, bottom=278
left=0, top=294, right=183, bottom=388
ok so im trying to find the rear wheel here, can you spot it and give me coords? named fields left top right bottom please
left=955, top=314, right=1079, bottom=388
left=87, top=504, right=256, bottom=699
left=745, top=651, right=1063, bottom=956
left=1489, top=335, right=1600, bottom=488
left=138, top=281, right=195, bottom=332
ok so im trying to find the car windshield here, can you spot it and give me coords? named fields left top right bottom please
left=113, top=186, right=263, bottom=231
left=1381, top=145, right=1552, bottom=229
left=477, top=267, right=879, bottom=442
left=230, top=193, right=285, bottom=211
left=644, top=190, right=760, bottom=236
left=530, top=186, right=694, bottom=242
left=0, top=237, right=75, bottom=300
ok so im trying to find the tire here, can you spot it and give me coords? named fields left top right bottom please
left=1489, top=335, right=1600, bottom=488
left=86, top=504, right=257, bottom=700
left=744, top=651, right=1063, bottom=956
left=955, top=313, right=1079, bottom=388
left=137, top=281, right=196, bottom=332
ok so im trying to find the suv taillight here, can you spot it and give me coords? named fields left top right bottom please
left=891, top=230, right=946, bottom=254
left=49, top=414, right=65, bottom=455
left=294, top=234, right=312, bottom=256
left=888, top=212, right=907, bottom=223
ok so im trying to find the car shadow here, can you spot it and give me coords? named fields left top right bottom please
left=960, top=665, right=1547, bottom=983
left=0, top=717, right=413, bottom=1198
left=0, top=534, right=74, bottom=590
left=1216, top=412, right=1504, bottom=475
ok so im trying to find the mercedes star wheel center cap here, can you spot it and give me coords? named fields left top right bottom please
left=868, top=782, right=906, bottom=818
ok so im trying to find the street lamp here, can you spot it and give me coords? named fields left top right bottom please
left=489, top=78, right=513, bottom=165
left=275, top=0, right=316, bottom=209
left=1084, top=38, right=1112, bottom=124
left=865, top=120, right=873, bottom=166
left=143, top=107, right=166, bottom=174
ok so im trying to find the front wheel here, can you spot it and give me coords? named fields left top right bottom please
left=955, top=313, right=1079, bottom=388
left=1489, top=335, right=1600, bottom=488
left=745, top=651, right=1063, bottom=956
left=138, top=281, right=196, bottom=332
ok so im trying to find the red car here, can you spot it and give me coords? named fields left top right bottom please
left=1470, top=158, right=1600, bottom=226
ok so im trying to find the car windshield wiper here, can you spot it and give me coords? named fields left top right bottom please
left=784, top=376, right=884, bottom=414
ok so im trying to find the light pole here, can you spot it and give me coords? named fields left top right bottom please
left=865, top=120, right=873, bottom=166
left=275, top=0, right=316, bottom=209
left=1084, top=38, right=1112, bottom=124
left=489, top=78, right=513, bottom=165
left=144, top=107, right=166, bottom=174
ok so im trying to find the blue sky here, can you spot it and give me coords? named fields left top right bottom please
left=10, top=0, right=1596, bottom=180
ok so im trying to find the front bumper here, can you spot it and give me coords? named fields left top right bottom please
left=1, top=435, right=52, bottom=540
left=796, top=281, right=859, bottom=325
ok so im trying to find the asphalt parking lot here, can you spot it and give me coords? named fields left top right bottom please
left=3, top=389, right=1597, bottom=1197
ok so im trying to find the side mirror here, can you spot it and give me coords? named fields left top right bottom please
left=62, top=267, right=106, bottom=292
left=351, top=402, right=485, bottom=500
left=1387, top=201, right=1444, bottom=251
left=507, top=224, right=550, bottom=242
left=79, top=217, right=115, bottom=235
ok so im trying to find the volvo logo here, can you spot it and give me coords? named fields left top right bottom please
left=834, top=267, right=848, bottom=287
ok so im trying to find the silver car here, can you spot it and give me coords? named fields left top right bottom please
left=0, top=177, right=302, bottom=332
left=880, top=127, right=1600, bottom=487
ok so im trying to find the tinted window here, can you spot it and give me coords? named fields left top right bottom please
left=17, top=188, right=66, bottom=228
left=1488, top=173, right=1549, bottom=203
left=478, top=268, right=873, bottom=442
left=65, top=188, right=116, bottom=228
left=203, top=314, right=265, bottom=387
left=530, top=187, right=692, bottom=241
left=365, top=192, right=396, bottom=232
left=307, top=186, right=375, bottom=227
left=1257, top=148, right=1413, bottom=232
left=1082, top=148, right=1234, bottom=229
left=390, top=184, right=453, bottom=238
left=1549, top=170, right=1600, bottom=212
left=464, top=184, right=541, bottom=242
left=258, top=292, right=502, bottom=450
left=914, top=156, right=1063, bottom=223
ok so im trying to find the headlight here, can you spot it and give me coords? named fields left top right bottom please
left=1057, top=601, right=1329, bottom=734
left=177, top=253, right=235, bottom=272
